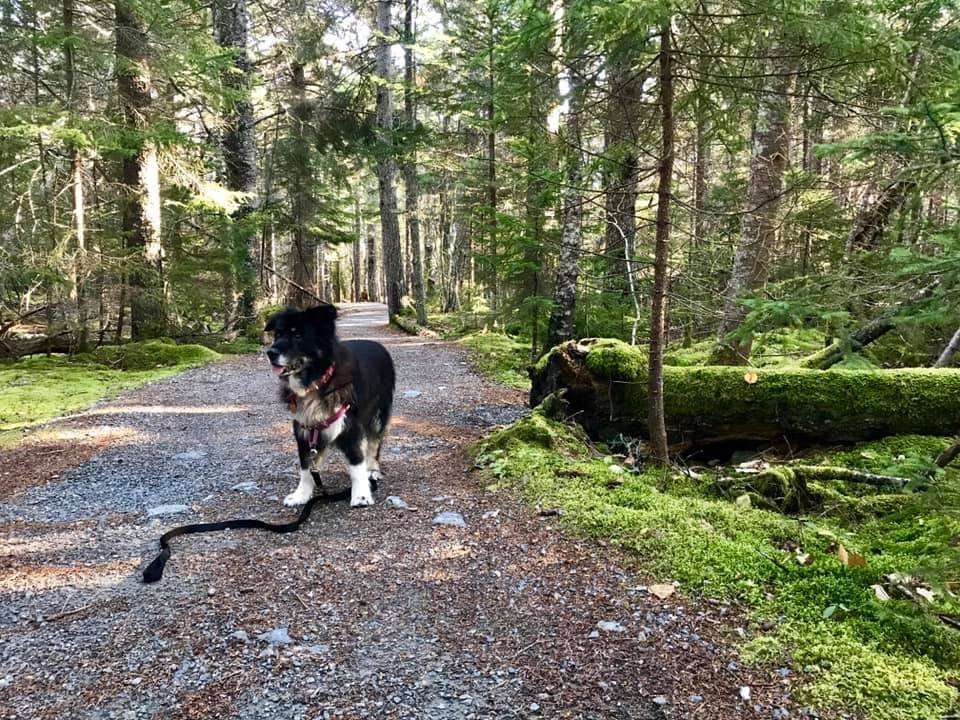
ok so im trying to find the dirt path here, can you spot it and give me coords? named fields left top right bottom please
left=0, top=304, right=795, bottom=719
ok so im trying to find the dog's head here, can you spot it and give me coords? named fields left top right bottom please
left=264, top=305, right=338, bottom=391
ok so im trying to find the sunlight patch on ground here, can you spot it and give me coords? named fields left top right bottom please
left=76, top=404, right=253, bottom=417
left=0, top=559, right=139, bottom=591
left=23, top=425, right=144, bottom=445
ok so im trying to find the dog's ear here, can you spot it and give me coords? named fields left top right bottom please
left=264, top=312, right=281, bottom=333
left=305, top=304, right=337, bottom=331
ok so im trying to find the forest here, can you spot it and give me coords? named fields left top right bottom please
left=2, top=0, right=957, bottom=372
left=2, top=0, right=960, bottom=717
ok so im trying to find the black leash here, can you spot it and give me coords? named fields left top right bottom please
left=142, top=479, right=376, bottom=584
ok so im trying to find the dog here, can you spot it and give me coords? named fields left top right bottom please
left=265, top=305, right=395, bottom=508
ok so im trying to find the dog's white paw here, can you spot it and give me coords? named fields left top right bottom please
left=368, top=469, right=383, bottom=482
left=284, top=489, right=312, bottom=507
left=350, top=491, right=374, bottom=508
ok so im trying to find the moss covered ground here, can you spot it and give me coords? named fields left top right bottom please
left=474, top=410, right=960, bottom=719
left=0, top=339, right=239, bottom=446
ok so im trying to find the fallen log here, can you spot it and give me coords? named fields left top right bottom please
left=530, top=338, right=960, bottom=444
left=0, top=331, right=76, bottom=359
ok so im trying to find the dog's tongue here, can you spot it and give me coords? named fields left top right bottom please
left=271, top=364, right=285, bottom=377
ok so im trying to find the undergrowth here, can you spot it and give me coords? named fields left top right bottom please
left=0, top=339, right=226, bottom=445
left=473, top=410, right=960, bottom=719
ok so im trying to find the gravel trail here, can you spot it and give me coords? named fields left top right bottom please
left=0, top=304, right=796, bottom=719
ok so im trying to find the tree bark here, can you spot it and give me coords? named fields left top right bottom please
left=648, top=22, right=674, bottom=465
left=403, top=0, right=427, bottom=325
left=365, top=223, right=378, bottom=302
left=692, top=59, right=711, bottom=251
left=64, top=0, right=89, bottom=351
left=846, top=179, right=916, bottom=253
left=602, top=55, right=643, bottom=289
left=485, top=5, right=498, bottom=309
left=353, top=194, right=362, bottom=302
left=116, top=0, right=165, bottom=339
left=546, top=9, right=584, bottom=350
left=285, top=2, right=317, bottom=309
left=213, top=0, right=258, bottom=325
left=710, top=50, right=795, bottom=364
left=935, top=325, right=960, bottom=368
left=375, top=0, right=404, bottom=317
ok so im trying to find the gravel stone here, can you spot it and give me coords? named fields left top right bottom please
left=432, top=511, right=466, bottom=528
left=597, top=620, right=626, bottom=633
left=385, top=495, right=409, bottom=509
left=258, top=628, right=293, bottom=645
left=146, top=504, right=191, bottom=518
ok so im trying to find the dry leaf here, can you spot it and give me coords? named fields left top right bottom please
left=837, top=543, right=866, bottom=567
left=744, top=371, right=758, bottom=384
left=871, top=584, right=890, bottom=602
left=648, top=583, right=676, bottom=600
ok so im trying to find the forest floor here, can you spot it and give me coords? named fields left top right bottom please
left=0, top=303, right=796, bottom=720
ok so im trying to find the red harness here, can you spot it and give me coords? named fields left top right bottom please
left=286, top=362, right=351, bottom=448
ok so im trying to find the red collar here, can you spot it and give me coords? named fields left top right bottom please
left=307, top=403, right=351, bottom=447
left=316, top=362, right=336, bottom=388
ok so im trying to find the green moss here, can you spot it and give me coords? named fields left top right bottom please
left=664, top=340, right=713, bottom=367
left=532, top=345, right=559, bottom=374
left=600, top=350, right=960, bottom=441
left=473, top=415, right=960, bottom=719
left=210, top=338, right=262, bottom=355
left=459, top=332, right=531, bottom=389
left=0, top=358, right=179, bottom=440
left=583, top=338, right=647, bottom=380
left=390, top=314, right=422, bottom=335
left=0, top=343, right=222, bottom=445
left=92, top=340, right=219, bottom=370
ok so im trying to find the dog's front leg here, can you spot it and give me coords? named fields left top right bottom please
left=285, top=422, right=319, bottom=507
left=341, top=441, right=374, bottom=508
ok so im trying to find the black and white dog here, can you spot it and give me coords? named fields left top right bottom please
left=265, top=305, right=395, bottom=508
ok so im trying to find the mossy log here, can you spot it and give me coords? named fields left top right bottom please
left=530, top=338, right=960, bottom=444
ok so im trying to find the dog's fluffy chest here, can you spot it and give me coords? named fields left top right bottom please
left=291, top=392, right=346, bottom=443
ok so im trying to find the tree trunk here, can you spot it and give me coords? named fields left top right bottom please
left=546, top=12, right=584, bottom=350
left=116, top=0, right=165, bottom=339
left=602, top=55, right=642, bottom=289
left=213, top=0, right=258, bottom=326
left=375, top=0, right=404, bottom=317
left=485, top=6, right=498, bottom=309
left=285, top=5, right=316, bottom=309
left=648, top=22, right=674, bottom=465
left=935, top=325, right=960, bottom=368
left=846, top=179, right=916, bottom=253
left=403, top=0, right=427, bottom=325
left=365, top=223, right=378, bottom=302
left=64, top=0, right=88, bottom=351
left=710, top=50, right=795, bottom=364
left=443, top=190, right=465, bottom=312
left=353, top=195, right=362, bottom=302
left=692, top=60, right=711, bottom=251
